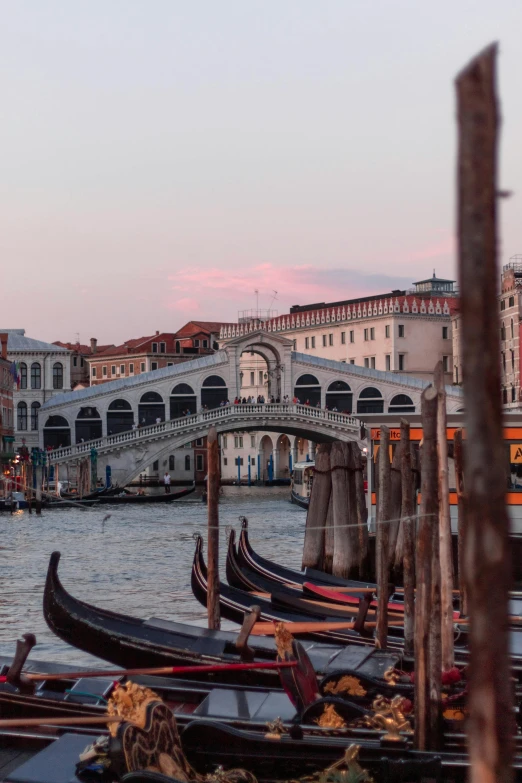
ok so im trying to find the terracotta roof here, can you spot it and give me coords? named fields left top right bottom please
left=53, top=341, right=114, bottom=354
left=175, top=320, right=231, bottom=337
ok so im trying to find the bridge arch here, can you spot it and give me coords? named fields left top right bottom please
left=294, top=373, right=321, bottom=407
left=76, top=407, right=102, bottom=442
left=356, top=386, right=384, bottom=414
left=107, top=399, right=134, bottom=434
left=201, top=375, right=228, bottom=409
left=138, top=391, right=165, bottom=426
left=170, top=383, right=197, bottom=418
left=276, top=434, right=291, bottom=479
left=388, top=393, right=415, bottom=414
left=44, top=415, right=71, bottom=449
left=325, top=380, right=352, bottom=413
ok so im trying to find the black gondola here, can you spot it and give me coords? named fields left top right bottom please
left=94, top=483, right=196, bottom=504
left=42, top=551, right=396, bottom=685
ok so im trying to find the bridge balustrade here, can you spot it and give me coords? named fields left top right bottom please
left=45, top=403, right=361, bottom=463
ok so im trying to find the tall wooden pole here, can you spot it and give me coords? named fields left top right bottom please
left=434, top=361, right=454, bottom=671
left=323, top=494, right=334, bottom=574
left=331, top=442, right=356, bottom=579
left=454, top=429, right=467, bottom=616
left=353, top=444, right=369, bottom=579
left=302, top=443, right=331, bottom=570
left=387, top=439, right=403, bottom=569
left=415, top=385, right=440, bottom=751
left=456, top=44, right=514, bottom=781
left=375, top=426, right=390, bottom=649
left=400, top=420, right=415, bottom=657
left=207, top=426, right=221, bottom=630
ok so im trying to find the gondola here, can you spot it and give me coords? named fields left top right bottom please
left=290, top=488, right=310, bottom=509
left=94, top=483, right=196, bottom=504
left=43, top=551, right=396, bottom=685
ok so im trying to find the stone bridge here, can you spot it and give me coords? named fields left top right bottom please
left=40, top=329, right=464, bottom=485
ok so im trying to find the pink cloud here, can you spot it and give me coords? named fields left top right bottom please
left=171, top=297, right=201, bottom=313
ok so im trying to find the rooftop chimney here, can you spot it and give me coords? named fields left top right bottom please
left=90, top=338, right=97, bottom=354
left=0, top=333, right=8, bottom=360
left=156, top=330, right=160, bottom=336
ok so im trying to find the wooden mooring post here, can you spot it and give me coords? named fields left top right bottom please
left=207, top=426, right=221, bottom=630
left=302, top=443, right=331, bottom=570
left=353, top=444, right=369, bottom=579
left=454, top=429, right=467, bottom=617
left=331, top=442, right=357, bottom=579
left=400, top=419, right=415, bottom=657
left=456, top=43, right=514, bottom=781
left=415, top=385, right=441, bottom=751
left=375, top=425, right=390, bottom=649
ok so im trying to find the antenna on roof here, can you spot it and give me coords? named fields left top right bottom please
left=268, top=290, right=278, bottom=310
left=75, top=332, right=80, bottom=346
left=254, top=289, right=259, bottom=313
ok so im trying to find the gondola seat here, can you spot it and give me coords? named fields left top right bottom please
left=4, top=733, right=96, bottom=783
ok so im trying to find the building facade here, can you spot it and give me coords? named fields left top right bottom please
left=3, top=330, right=72, bottom=450
left=53, top=338, right=114, bottom=389
left=0, top=333, right=15, bottom=469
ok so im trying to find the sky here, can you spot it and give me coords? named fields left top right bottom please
left=1, top=1, right=521, bottom=344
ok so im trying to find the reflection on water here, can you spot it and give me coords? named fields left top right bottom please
left=0, top=487, right=305, bottom=665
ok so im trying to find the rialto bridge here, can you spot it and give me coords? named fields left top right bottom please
left=39, top=330, right=464, bottom=486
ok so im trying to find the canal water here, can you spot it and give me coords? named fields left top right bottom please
left=0, top=487, right=305, bottom=666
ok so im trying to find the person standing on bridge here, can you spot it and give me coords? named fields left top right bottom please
left=163, top=472, right=171, bottom=494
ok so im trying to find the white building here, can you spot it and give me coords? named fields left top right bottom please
left=2, top=330, right=72, bottom=450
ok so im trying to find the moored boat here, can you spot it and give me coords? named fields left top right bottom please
left=290, top=460, right=315, bottom=508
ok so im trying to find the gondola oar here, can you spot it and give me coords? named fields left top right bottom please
left=0, top=660, right=297, bottom=684
left=250, top=619, right=405, bottom=635
left=0, top=715, right=123, bottom=729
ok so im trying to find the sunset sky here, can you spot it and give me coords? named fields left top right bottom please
left=1, top=1, right=521, bottom=343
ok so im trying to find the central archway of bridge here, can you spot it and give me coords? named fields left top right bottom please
left=237, top=338, right=283, bottom=402
left=48, top=403, right=364, bottom=487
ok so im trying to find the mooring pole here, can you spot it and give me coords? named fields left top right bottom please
left=207, top=426, right=221, bottom=630
left=302, top=443, right=331, bottom=570
left=375, top=426, right=390, bottom=649
left=400, top=419, right=415, bottom=657
left=454, top=429, right=467, bottom=617
left=456, top=43, right=514, bottom=781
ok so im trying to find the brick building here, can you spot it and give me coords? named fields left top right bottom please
left=0, top=333, right=15, bottom=469
left=87, top=322, right=226, bottom=386
left=53, top=338, right=113, bottom=388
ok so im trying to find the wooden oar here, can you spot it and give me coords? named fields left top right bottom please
left=0, top=660, right=296, bottom=684
left=250, top=619, right=405, bottom=635
left=0, top=715, right=122, bottom=729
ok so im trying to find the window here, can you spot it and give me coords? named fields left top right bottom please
left=370, top=357, right=375, bottom=369
left=185, top=455, right=191, bottom=471
left=349, top=359, right=355, bottom=364
left=293, top=340, right=297, bottom=350
left=120, top=364, right=125, bottom=375
left=223, top=458, right=228, bottom=466
left=17, top=402, right=27, bottom=431
left=160, top=342, right=166, bottom=353
left=80, top=358, right=84, bottom=367
left=442, top=326, right=449, bottom=339
left=385, top=354, right=391, bottom=371
left=349, top=330, right=354, bottom=343
left=502, top=352, right=506, bottom=371
left=167, top=362, right=173, bottom=367
left=329, top=334, right=333, bottom=346
left=502, top=387, right=508, bottom=404
left=196, top=438, right=203, bottom=446
left=512, top=386, right=516, bottom=402
left=175, top=341, right=181, bottom=353
left=455, top=366, right=459, bottom=384
left=195, top=454, right=203, bottom=472
left=102, top=366, right=107, bottom=377
left=322, top=335, right=327, bottom=347
left=251, top=435, right=255, bottom=447
left=501, top=299, right=506, bottom=311
left=385, top=325, right=390, bottom=338
left=51, top=361, right=63, bottom=389
left=442, top=355, right=449, bottom=373
left=151, top=362, right=158, bottom=371
left=364, top=358, right=369, bottom=368
left=511, top=319, right=514, bottom=338
left=305, top=337, right=309, bottom=349
left=203, top=340, right=208, bottom=348
left=357, top=386, right=384, bottom=414
left=370, top=327, right=375, bottom=340
left=194, top=339, right=200, bottom=348
left=341, top=332, right=346, bottom=344
left=251, top=457, right=256, bottom=466
left=509, top=296, right=515, bottom=307
left=222, top=435, right=228, bottom=448
left=111, top=365, right=116, bottom=376
left=311, top=336, right=315, bottom=348
left=152, top=460, right=159, bottom=471
left=234, top=435, right=243, bottom=448
left=398, top=325, right=405, bottom=337
left=388, top=394, right=415, bottom=413
left=259, top=371, right=263, bottom=385
left=73, top=356, right=77, bottom=367
left=140, top=362, right=145, bottom=372
left=501, top=322, right=506, bottom=341
left=169, top=455, right=175, bottom=470
left=152, top=343, right=158, bottom=353
left=91, top=367, right=97, bottom=378
left=129, top=363, right=134, bottom=374
left=364, top=328, right=369, bottom=341
left=512, top=350, right=515, bottom=371
left=250, top=371, right=255, bottom=386
left=398, top=354, right=405, bottom=371
left=234, top=457, right=244, bottom=466
left=31, top=401, right=40, bottom=430
left=30, top=362, right=41, bottom=389
left=20, top=363, right=27, bottom=389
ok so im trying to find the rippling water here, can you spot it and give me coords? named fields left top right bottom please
left=0, top=487, right=305, bottom=666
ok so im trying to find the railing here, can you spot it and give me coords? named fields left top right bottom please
left=47, top=404, right=361, bottom=462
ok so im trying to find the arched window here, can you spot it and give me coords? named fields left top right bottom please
left=501, top=322, right=506, bottom=341
left=75, top=407, right=102, bottom=442
left=107, top=399, right=134, bottom=434
left=293, top=374, right=321, bottom=407
left=325, top=380, right=352, bottom=413
left=357, top=387, right=384, bottom=414
left=511, top=319, right=514, bottom=338
left=169, top=455, right=175, bottom=471
left=31, top=362, right=41, bottom=389
left=19, top=363, right=27, bottom=390
left=17, top=402, right=27, bottom=431
left=31, top=401, right=41, bottom=430
left=138, top=391, right=165, bottom=425
left=170, top=383, right=197, bottom=418
left=43, top=415, right=71, bottom=449
left=53, top=362, right=64, bottom=389
left=388, top=394, right=415, bottom=413
left=201, top=376, right=228, bottom=409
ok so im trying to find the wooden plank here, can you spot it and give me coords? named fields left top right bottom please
left=456, top=43, right=514, bottom=782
